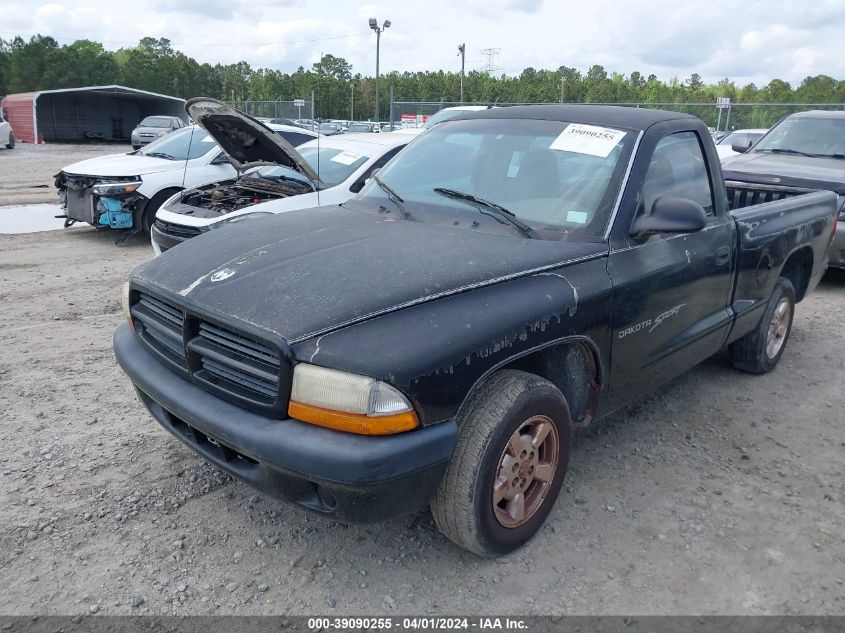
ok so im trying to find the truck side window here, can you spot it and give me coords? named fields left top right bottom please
left=640, top=131, right=715, bottom=221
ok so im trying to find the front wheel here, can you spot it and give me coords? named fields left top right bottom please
left=140, top=188, right=180, bottom=236
left=5, top=133, right=13, bottom=149
left=730, top=277, right=795, bottom=374
left=431, top=370, right=571, bottom=556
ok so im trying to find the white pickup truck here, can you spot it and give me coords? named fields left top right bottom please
left=0, top=108, right=14, bottom=149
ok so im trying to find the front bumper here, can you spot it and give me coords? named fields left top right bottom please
left=829, top=219, right=845, bottom=269
left=113, top=324, right=456, bottom=522
left=150, top=219, right=204, bottom=255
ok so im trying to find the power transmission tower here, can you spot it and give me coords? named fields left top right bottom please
left=457, top=43, right=466, bottom=103
left=480, top=48, right=500, bottom=74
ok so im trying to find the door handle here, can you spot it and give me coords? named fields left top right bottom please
left=714, top=246, right=731, bottom=266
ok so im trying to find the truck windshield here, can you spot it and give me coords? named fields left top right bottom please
left=754, top=116, right=845, bottom=157
left=138, top=127, right=217, bottom=161
left=356, top=118, right=635, bottom=239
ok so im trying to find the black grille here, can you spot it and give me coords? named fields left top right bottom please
left=725, top=181, right=810, bottom=211
left=131, top=293, right=186, bottom=367
left=130, top=289, right=287, bottom=412
left=189, top=322, right=281, bottom=403
left=154, top=219, right=203, bottom=240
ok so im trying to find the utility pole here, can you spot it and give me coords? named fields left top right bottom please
left=351, top=84, right=354, bottom=121
left=369, top=18, right=391, bottom=121
left=457, top=43, right=466, bottom=104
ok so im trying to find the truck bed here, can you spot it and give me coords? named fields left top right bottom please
left=727, top=188, right=837, bottom=343
left=725, top=180, right=816, bottom=211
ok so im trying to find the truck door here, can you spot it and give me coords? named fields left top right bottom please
left=606, top=128, right=735, bottom=408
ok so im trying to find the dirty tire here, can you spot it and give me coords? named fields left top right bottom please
left=730, top=277, right=795, bottom=374
left=141, top=188, right=180, bottom=236
left=431, top=370, right=571, bottom=557
left=5, top=132, right=13, bottom=149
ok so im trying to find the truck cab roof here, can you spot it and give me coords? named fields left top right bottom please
left=454, top=104, right=697, bottom=131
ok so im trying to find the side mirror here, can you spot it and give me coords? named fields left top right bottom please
left=631, top=197, right=707, bottom=236
left=731, top=141, right=751, bottom=153
left=211, top=153, right=232, bottom=166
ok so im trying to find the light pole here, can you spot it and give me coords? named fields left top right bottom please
left=457, top=43, right=465, bottom=104
left=369, top=17, right=390, bottom=122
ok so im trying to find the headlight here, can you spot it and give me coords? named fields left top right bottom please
left=288, top=364, right=419, bottom=435
left=156, top=130, right=167, bottom=137
left=92, top=180, right=142, bottom=196
left=121, top=281, right=133, bottom=328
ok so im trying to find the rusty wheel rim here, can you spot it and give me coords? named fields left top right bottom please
left=766, top=297, right=791, bottom=359
left=492, top=415, right=559, bottom=528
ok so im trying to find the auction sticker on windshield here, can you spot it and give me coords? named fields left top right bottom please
left=550, top=123, right=626, bottom=158
left=330, top=151, right=362, bottom=165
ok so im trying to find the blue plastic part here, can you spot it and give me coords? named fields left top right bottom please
left=97, top=197, right=134, bottom=229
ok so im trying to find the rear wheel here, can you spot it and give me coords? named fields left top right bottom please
left=431, top=370, right=571, bottom=556
left=730, top=277, right=795, bottom=374
left=5, top=132, right=13, bottom=149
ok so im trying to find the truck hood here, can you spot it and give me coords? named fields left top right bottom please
left=186, top=97, right=318, bottom=183
left=722, top=151, right=845, bottom=194
left=132, top=204, right=606, bottom=343
left=62, top=153, right=182, bottom=178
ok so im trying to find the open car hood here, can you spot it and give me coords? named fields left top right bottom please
left=186, top=97, right=318, bottom=183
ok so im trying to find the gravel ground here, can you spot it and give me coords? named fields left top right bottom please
left=0, top=142, right=129, bottom=205
left=0, top=227, right=843, bottom=616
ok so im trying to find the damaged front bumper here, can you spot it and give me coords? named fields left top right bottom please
left=55, top=172, right=145, bottom=230
left=113, top=324, right=457, bottom=522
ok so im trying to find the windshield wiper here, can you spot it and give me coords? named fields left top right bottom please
left=811, top=152, right=845, bottom=160
left=372, top=175, right=409, bottom=218
left=145, top=152, right=176, bottom=160
left=252, top=173, right=315, bottom=190
left=757, top=148, right=815, bottom=158
left=433, top=187, right=537, bottom=239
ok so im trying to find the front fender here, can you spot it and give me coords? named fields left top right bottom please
left=291, top=257, right=612, bottom=425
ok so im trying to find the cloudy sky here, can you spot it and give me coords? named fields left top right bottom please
left=3, top=0, right=844, bottom=85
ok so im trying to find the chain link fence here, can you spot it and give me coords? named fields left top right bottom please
left=224, top=99, right=315, bottom=122
left=389, top=100, right=845, bottom=132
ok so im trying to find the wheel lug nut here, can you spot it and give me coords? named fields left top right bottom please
left=512, top=478, right=519, bottom=487
left=529, top=451, right=534, bottom=460
left=529, top=465, right=534, bottom=473
left=512, top=463, right=519, bottom=472
left=520, top=450, right=527, bottom=458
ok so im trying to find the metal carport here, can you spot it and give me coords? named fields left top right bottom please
left=0, top=85, right=186, bottom=144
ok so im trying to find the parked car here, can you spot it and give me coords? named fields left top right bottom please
left=131, top=116, right=186, bottom=150
left=722, top=110, right=845, bottom=268
left=346, top=122, right=379, bottom=133
left=55, top=121, right=316, bottom=239
left=715, top=128, right=768, bottom=159
left=114, top=105, right=836, bottom=556
left=151, top=99, right=408, bottom=254
left=318, top=122, right=344, bottom=135
left=0, top=107, right=14, bottom=149
left=392, top=105, right=492, bottom=136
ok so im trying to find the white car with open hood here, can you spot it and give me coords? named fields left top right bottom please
left=151, top=98, right=410, bottom=256
left=54, top=116, right=316, bottom=240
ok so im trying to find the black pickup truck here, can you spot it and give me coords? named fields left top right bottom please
left=114, top=105, right=838, bottom=556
